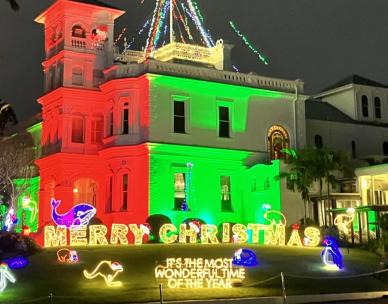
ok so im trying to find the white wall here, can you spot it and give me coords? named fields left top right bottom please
left=306, top=119, right=388, bottom=157
left=148, top=74, right=306, bottom=154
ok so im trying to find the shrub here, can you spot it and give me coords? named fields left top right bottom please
left=146, top=214, right=171, bottom=243
left=0, top=232, right=40, bottom=259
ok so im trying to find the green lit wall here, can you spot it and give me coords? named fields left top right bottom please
left=148, top=143, right=281, bottom=228
left=14, top=176, right=40, bottom=232
left=13, top=122, right=42, bottom=233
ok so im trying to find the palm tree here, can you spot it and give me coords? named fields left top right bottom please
left=5, top=0, right=19, bottom=11
left=0, top=99, right=18, bottom=136
left=312, top=148, right=346, bottom=214
left=277, top=148, right=315, bottom=224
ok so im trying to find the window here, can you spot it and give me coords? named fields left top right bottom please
left=267, top=125, right=289, bottom=160
left=375, top=97, right=381, bottom=119
left=108, top=110, right=114, bottom=137
left=73, top=178, right=97, bottom=206
left=315, top=134, right=323, bottom=149
left=362, top=95, right=369, bottom=117
left=174, top=101, right=185, bottom=133
left=219, top=106, right=230, bottom=138
left=122, top=103, right=129, bottom=135
left=384, top=142, right=388, bottom=156
left=72, top=25, right=86, bottom=38
left=72, top=67, right=83, bottom=86
left=121, top=174, right=128, bottom=211
left=220, top=176, right=232, bottom=212
left=72, top=117, right=84, bottom=143
left=91, top=118, right=103, bottom=144
left=174, top=173, right=186, bottom=210
left=352, top=140, right=356, bottom=158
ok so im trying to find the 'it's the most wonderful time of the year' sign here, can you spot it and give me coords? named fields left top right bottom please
left=44, top=215, right=321, bottom=248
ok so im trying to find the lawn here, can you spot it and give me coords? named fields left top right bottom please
left=2, top=244, right=388, bottom=304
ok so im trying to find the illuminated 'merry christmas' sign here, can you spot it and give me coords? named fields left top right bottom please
left=44, top=218, right=321, bottom=248
left=155, top=258, right=245, bottom=288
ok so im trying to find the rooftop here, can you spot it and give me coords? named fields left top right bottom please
left=70, top=0, right=121, bottom=10
left=321, top=74, right=388, bottom=92
left=70, top=0, right=119, bottom=9
left=105, top=60, right=304, bottom=94
left=306, top=98, right=388, bottom=127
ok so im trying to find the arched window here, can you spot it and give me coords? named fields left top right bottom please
left=73, top=178, right=97, bottom=206
left=72, top=25, right=86, bottom=38
left=122, top=102, right=129, bottom=135
left=362, top=95, right=369, bottom=117
left=315, top=134, right=323, bottom=149
left=267, top=125, right=289, bottom=160
left=383, top=142, right=388, bottom=156
left=375, top=97, right=381, bottom=119
left=72, top=67, right=83, bottom=86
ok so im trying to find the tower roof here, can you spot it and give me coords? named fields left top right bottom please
left=69, top=0, right=121, bottom=10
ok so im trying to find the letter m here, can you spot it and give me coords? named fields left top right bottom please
left=44, top=225, right=67, bottom=247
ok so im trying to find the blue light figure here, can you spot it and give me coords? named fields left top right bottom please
left=4, top=256, right=29, bottom=270
left=321, top=237, right=343, bottom=270
left=232, top=248, right=258, bottom=267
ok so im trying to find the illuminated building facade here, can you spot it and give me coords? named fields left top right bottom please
left=7, top=0, right=309, bottom=240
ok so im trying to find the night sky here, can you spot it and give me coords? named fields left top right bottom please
left=1, top=0, right=388, bottom=121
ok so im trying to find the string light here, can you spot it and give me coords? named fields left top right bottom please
left=304, top=227, right=321, bottom=247
left=159, top=224, right=178, bottom=244
left=51, top=198, right=96, bottom=228
left=44, top=225, right=67, bottom=247
left=155, top=258, right=245, bottom=288
left=57, top=249, right=79, bottom=263
left=21, top=196, right=38, bottom=224
left=232, top=249, right=257, bottom=267
left=232, top=224, right=248, bottom=244
left=0, top=263, right=16, bottom=292
left=200, top=224, right=219, bottom=244
left=43, top=221, right=321, bottom=247
left=110, top=224, right=129, bottom=245
left=287, top=225, right=303, bottom=247
left=4, top=257, right=29, bottom=270
left=69, top=226, right=88, bottom=246
left=229, top=21, right=269, bottom=65
left=263, top=211, right=286, bottom=246
left=114, top=27, right=127, bottom=45
left=89, top=225, right=109, bottom=246
left=179, top=224, right=198, bottom=243
left=83, top=261, right=123, bottom=287
left=128, top=224, right=147, bottom=245
left=334, top=208, right=355, bottom=237
left=321, top=237, right=343, bottom=270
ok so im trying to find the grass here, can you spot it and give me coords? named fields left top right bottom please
left=2, top=244, right=388, bottom=304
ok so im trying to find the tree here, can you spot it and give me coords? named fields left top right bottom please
left=277, top=148, right=315, bottom=224
left=278, top=148, right=347, bottom=225
left=0, top=132, right=35, bottom=219
left=5, top=0, right=19, bottom=11
left=311, top=148, right=346, bottom=222
left=0, top=100, right=18, bottom=136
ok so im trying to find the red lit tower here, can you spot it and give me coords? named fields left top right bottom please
left=35, top=0, right=149, bottom=231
